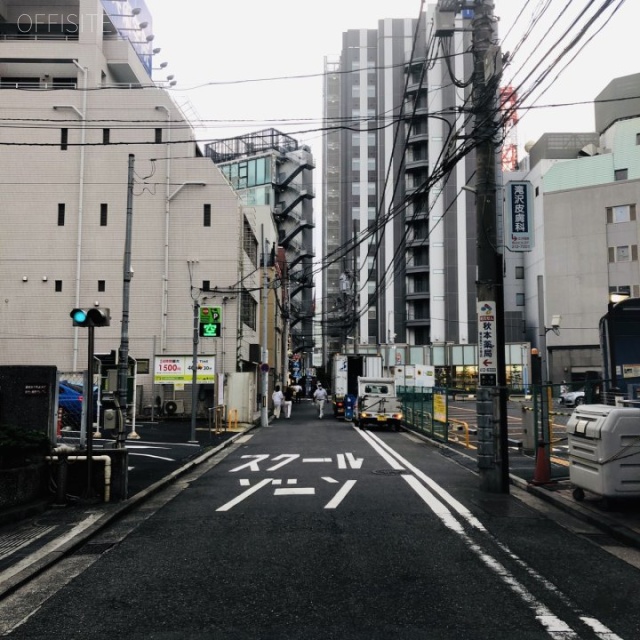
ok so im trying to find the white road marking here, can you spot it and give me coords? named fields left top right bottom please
left=287, top=479, right=298, bottom=485
left=267, top=454, right=300, bottom=471
left=302, top=457, right=332, bottom=463
left=322, top=477, right=339, bottom=484
left=324, top=480, right=357, bottom=510
left=272, top=479, right=282, bottom=485
left=229, top=454, right=270, bottom=473
left=337, top=453, right=346, bottom=468
left=274, top=488, right=315, bottom=496
left=346, top=452, right=363, bottom=469
left=128, top=453, right=175, bottom=462
left=239, top=479, right=251, bottom=487
left=216, top=478, right=272, bottom=511
left=357, top=428, right=622, bottom=640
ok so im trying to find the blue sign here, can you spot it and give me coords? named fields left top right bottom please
left=505, top=181, right=534, bottom=252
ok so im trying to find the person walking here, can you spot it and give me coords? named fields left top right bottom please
left=313, top=383, right=329, bottom=419
left=293, top=383, right=303, bottom=403
left=284, top=385, right=294, bottom=418
left=272, top=385, right=284, bottom=419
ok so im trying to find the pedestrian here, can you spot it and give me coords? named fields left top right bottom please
left=313, top=383, right=329, bottom=419
left=272, top=385, right=284, bottom=419
left=293, top=383, right=302, bottom=403
left=284, top=385, right=294, bottom=418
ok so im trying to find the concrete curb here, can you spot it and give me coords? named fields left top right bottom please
left=0, top=426, right=255, bottom=600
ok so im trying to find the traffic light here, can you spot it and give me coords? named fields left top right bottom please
left=199, top=306, right=221, bottom=337
left=70, top=308, right=111, bottom=327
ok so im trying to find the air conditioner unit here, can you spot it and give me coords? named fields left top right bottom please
left=164, top=399, right=185, bottom=416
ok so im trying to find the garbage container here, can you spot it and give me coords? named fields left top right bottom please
left=566, top=404, right=640, bottom=501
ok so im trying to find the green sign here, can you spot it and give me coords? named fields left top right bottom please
left=199, top=306, right=222, bottom=338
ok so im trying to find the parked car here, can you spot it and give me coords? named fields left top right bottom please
left=558, top=389, right=585, bottom=407
left=57, top=381, right=99, bottom=430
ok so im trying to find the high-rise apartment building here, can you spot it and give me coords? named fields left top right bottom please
left=322, top=7, right=526, bottom=372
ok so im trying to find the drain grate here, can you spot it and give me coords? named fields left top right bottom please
left=372, top=469, right=409, bottom=476
left=0, top=525, right=56, bottom=561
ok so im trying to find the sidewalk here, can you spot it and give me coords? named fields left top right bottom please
left=2, top=415, right=640, bottom=601
left=0, top=418, right=255, bottom=599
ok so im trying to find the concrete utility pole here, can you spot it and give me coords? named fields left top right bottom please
left=116, top=154, right=135, bottom=449
left=471, top=0, right=510, bottom=493
left=261, top=227, right=269, bottom=428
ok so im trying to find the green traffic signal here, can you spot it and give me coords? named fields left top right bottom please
left=70, top=308, right=111, bottom=327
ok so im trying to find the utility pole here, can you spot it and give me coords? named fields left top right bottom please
left=117, top=154, right=135, bottom=448
left=260, top=227, right=269, bottom=427
left=471, top=0, right=509, bottom=493
left=189, top=299, right=199, bottom=443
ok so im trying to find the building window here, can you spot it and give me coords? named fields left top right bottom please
left=351, top=85, right=360, bottom=98
left=60, top=128, right=68, bottom=150
left=55, top=280, right=62, bottom=292
left=240, top=288, right=257, bottom=330
left=352, top=183, right=360, bottom=196
left=155, top=128, right=162, bottom=143
left=367, top=132, right=376, bottom=146
left=368, top=157, right=376, bottom=171
left=516, top=293, right=525, bottom=306
left=103, top=128, right=110, bottom=145
left=352, top=158, right=360, bottom=171
left=367, top=85, right=376, bottom=98
left=609, top=245, right=638, bottom=262
left=606, top=204, right=636, bottom=223
left=204, top=204, right=211, bottom=227
left=58, top=203, right=65, bottom=226
left=100, top=203, right=108, bottom=226
left=515, top=266, right=524, bottom=279
left=352, top=133, right=361, bottom=146
left=98, top=280, right=105, bottom=292
left=614, top=168, right=628, bottom=181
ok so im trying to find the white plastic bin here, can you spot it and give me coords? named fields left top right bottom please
left=566, top=404, right=640, bottom=501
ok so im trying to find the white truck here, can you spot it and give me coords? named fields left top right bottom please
left=331, top=354, right=383, bottom=419
left=354, top=376, right=403, bottom=431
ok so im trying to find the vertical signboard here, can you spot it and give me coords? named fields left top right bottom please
left=505, top=181, right=534, bottom=252
left=478, top=301, right=497, bottom=386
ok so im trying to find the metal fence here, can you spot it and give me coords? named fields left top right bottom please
left=399, top=387, right=449, bottom=443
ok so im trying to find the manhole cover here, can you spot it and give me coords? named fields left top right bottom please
left=372, top=469, right=408, bottom=476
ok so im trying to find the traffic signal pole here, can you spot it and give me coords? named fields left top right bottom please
left=85, top=324, right=96, bottom=498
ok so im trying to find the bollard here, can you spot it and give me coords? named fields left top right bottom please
left=531, top=437, right=554, bottom=486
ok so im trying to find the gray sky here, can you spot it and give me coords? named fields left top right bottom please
left=149, top=0, right=637, bottom=159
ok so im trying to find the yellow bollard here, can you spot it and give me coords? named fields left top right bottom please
left=227, top=408, right=239, bottom=431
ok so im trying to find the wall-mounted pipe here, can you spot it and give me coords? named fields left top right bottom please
left=47, top=453, right=112, bottom=502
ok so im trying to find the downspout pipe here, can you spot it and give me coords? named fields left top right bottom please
left=155, top=105, right=171, bottom=353
left=70, top=61, right=88, bottom=370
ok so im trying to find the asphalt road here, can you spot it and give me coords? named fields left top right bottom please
left=5, top=401, right=640, bottom=639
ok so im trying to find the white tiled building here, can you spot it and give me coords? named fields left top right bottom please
left=0, top=0, right=269, bottom=422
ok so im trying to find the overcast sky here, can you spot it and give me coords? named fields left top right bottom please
left=149, top=0, right=637, bottom=160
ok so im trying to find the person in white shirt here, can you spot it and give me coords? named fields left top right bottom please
left=272, top=385, right=284, bottom=419
left=313, top=384, right=329, bottom=418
